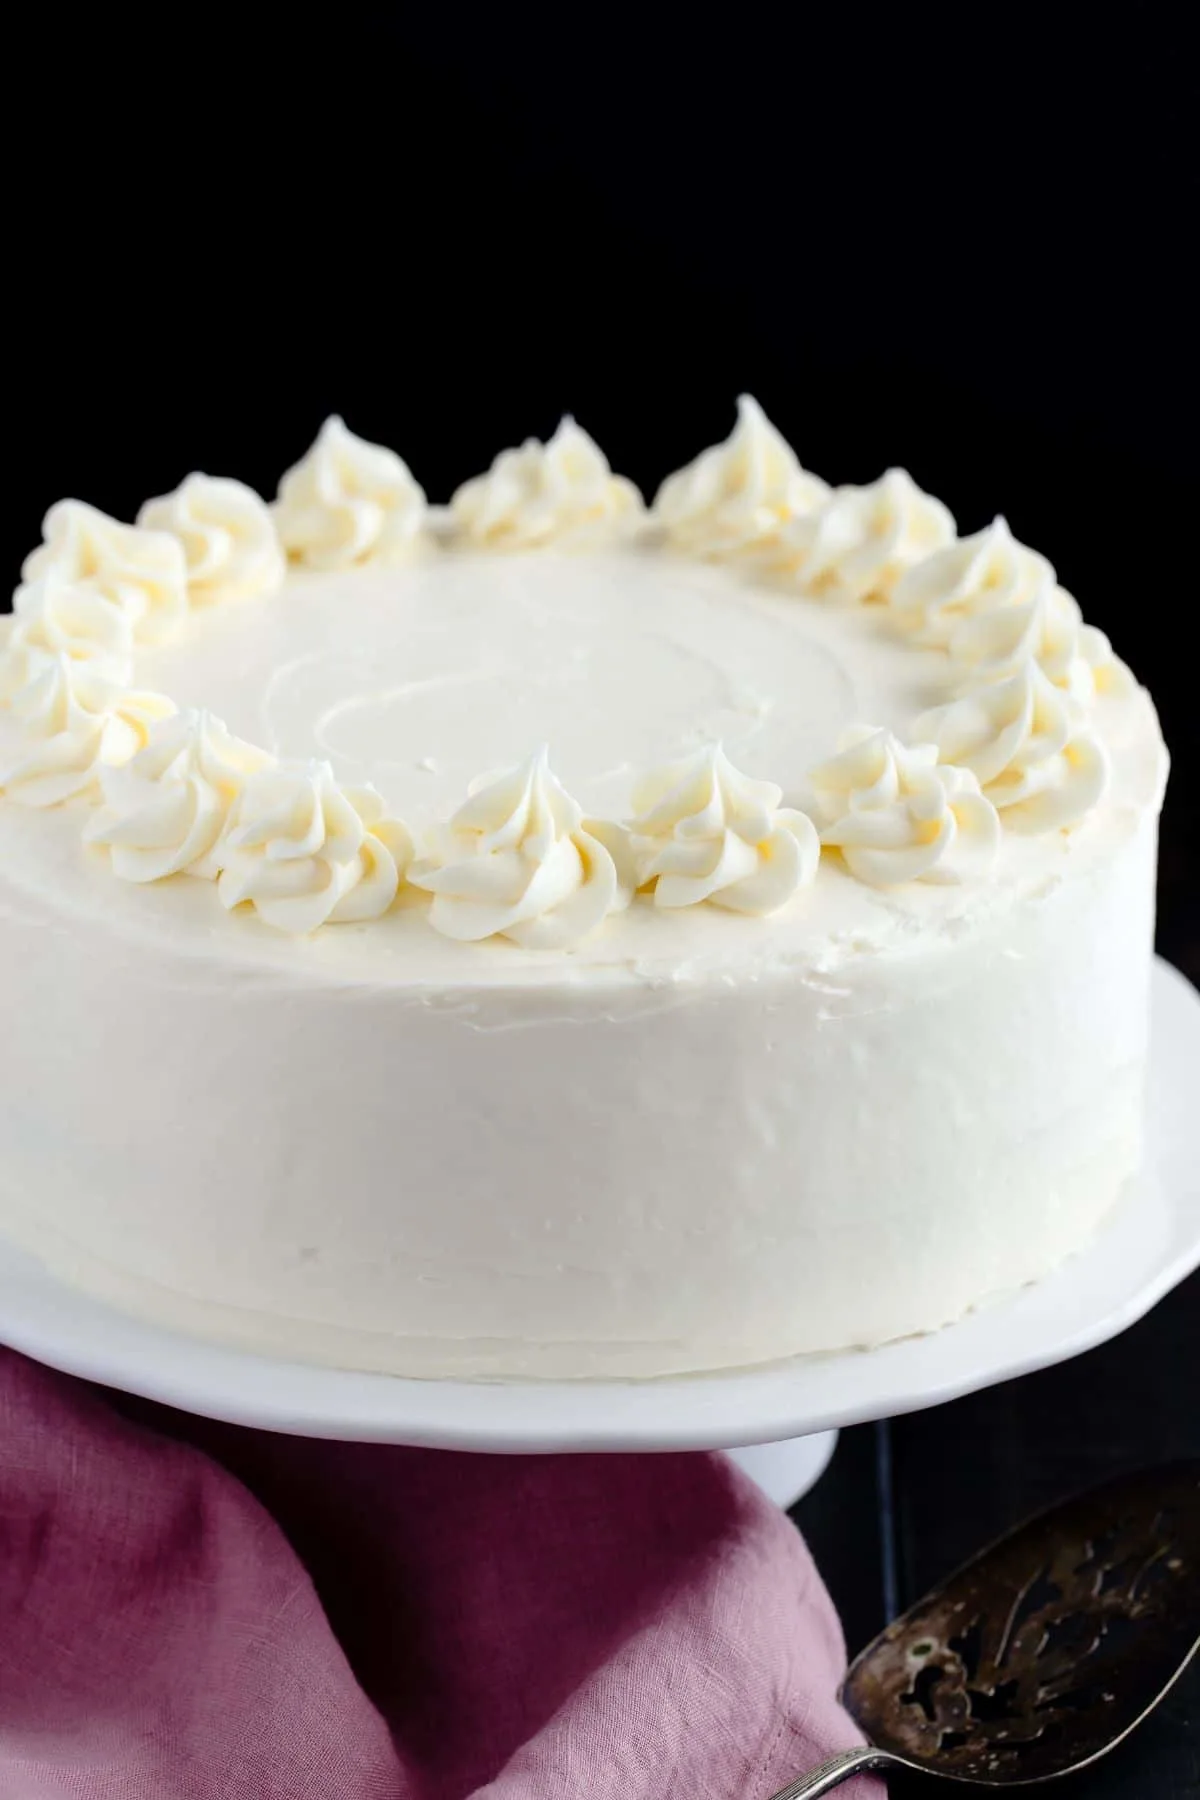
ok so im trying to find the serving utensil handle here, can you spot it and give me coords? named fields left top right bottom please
left=766, top=1745, right=899, bottom=1797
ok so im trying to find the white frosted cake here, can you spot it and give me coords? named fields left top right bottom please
left=0, top=401, right=1168, bottom=1377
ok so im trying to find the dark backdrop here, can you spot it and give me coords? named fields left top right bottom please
left=5, top=12, right=1196, bottom=976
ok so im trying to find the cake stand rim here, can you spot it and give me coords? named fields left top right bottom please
left=1, top=956, right=1196, bottom=1453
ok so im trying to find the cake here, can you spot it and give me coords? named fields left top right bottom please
left=0, top=400, right=1168, bottom=1378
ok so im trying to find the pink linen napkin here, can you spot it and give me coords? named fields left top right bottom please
left=0, top=1348, right=882, bottom=1799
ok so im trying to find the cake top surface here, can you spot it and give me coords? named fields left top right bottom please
left=0, top=401, right=1168, bottom=988
left=137, top=541, right=931, bottom=825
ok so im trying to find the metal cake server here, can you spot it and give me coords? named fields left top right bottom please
left=768, top=1461, right=1200, bottom=1796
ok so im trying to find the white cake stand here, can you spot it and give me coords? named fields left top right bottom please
left=2, top=959, right=1197, bottom=1508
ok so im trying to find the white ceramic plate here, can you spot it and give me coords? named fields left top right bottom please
left=2, top=959, right=1197, bottom=1454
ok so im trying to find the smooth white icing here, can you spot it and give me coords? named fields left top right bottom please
left=409, top=746, right=630, bottom=946
left=802, top=724, right=1000, bottom=886
left=135, top=546, right=933, bottom=829
left=274, top=417, right=427, bottom=568
left=139, top=475, right=285, bottom=605
left=0, top=770, right=1162, bottom=1375
left=629, top=743, right=819, bottom=912
left=451, top=417, right=642, bottom=548
left=781, top=468, right=955, bottom=601
left=654, top=395, right=829, bottom=560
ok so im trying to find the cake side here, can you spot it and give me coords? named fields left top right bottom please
left=0, top=695, right=1165, bottom=1376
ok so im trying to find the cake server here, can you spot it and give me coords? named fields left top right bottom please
left=768, top=1460, right=1200, bottom=1795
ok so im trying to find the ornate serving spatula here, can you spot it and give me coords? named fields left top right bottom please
left=769, top=1461, right=1200, bottom=1795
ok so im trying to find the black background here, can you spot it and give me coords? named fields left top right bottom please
left=4, top=13, right=1198, bottom=1796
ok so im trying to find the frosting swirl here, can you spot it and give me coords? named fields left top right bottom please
left=629, top=744, right=819, bottom=913
left=0, top=654, right=175, bottom=808
left=914, top=660, right=1110, bottom=833
left=451, top=417, right=643, bottom=549
left=947, top=580, right=1094, bottom=700
left=889, top=517, right=1050, bottom=647
left=653, top=395, right=829, bottom=561
left=216, top=761, right=412, bottom=932
left=139, top=475, right=285, bottom=606
left=19, top=501, right=188, bottom=645
left=802, top=725, right=1000, bottom=887
left=85, top=709, right=274, bottom=883
left=274, top=417, right=427, bottom=569
left=1080, top=624, right=1137, bottom=699
left=409, top=747, right=631, bottom=947
left=781, top=469, right=955, bottom=602
left=1, top=571, right=134, bottom=700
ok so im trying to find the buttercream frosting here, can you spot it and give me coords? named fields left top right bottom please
left=802, top=724, right=1001, bottom=886
left=1, top=571, right=134, bottom=696
left=781, top=468, right=955, bottom=602
left=139, top=475, right=285, bottom=606
left=85, top=709, right=273, bottom=882
left=654, top=395, right=829, bottom=560
left=409, top=746, right=631, bottom=947
left=914, top=660, right=1110, bottom=833
left=274, top=417, right=427, bottom=569
left=19, top=502, right=188, bottom=645
left=451, top=417, right=642, bottom=549
left=1080, top=624, right=1137, bottom=699
left=946, top=580, right=1092, bottom=698
left=889, top=516, right=1050, bottom=647
left=629, top=743, right=819, bottom=912
left=215, top=760, right=411, bottom=932
left=0, top=655, right=174, bottom=808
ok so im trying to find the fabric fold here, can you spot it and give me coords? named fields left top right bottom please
left=0, top=1350, right=881, bottom=1799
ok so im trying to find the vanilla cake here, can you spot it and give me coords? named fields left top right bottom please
left=0, top=401, right=1168, bottom=1377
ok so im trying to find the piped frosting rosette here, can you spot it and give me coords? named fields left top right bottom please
left=19, top=501, right=189, bottom=645
left=780, top=469, right=955, bottom=602
left=938, top=557, right=1136, bottom=705
left=0, top=655, right=175, bottom=809
left=139, top=475, right=285, bottom=605
left=85, top=709, right=274, bottom=882
left=1, top=570, right=134, bottom=697
left=653, top=395, right=829, bottom=561
left=945, top=580, right=1095, bottom=699
left=408, top=747, right=632, bottom=947
left=216, top=761, right=413, bottom=932
left=629, top=744, right=819, bottom=913
left=887, top=516, right=1050, bottom=648
left=451, top=418, right=643, bottom=549
left=274, top=417, right=428, bottom=568
left=914, top=660, right=1110, bottom=834
left=801, top=725, right=1000, bottom=886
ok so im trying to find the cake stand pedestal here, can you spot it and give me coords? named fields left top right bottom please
left=2, top=960, right=1197, bottom=1511
left=727, top=1432, right=840, bottom=1506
